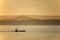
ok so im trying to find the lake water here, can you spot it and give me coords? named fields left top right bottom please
left=0, top=25, right=60, bottom=40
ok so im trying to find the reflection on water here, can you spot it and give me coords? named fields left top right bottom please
left=0, top=25, right=60, bottom=40
left=0, top=32, right=47, bottom=40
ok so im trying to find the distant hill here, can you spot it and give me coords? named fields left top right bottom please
left=0, top=15, right=60, bottom=25
left=0, top=15, right=37, bottom=21
left=0, top=15, right=40, bottom=24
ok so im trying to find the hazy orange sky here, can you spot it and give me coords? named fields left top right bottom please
left=0, top=0, right=60, bottom=16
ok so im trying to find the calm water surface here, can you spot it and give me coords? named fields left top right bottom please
left=0, top=25, right=60, bottom=40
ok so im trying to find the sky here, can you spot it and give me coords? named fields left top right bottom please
left=0, top=0, right=60, bottom=16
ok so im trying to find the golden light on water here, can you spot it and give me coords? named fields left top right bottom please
left=0, top=25, right=60, bottom=40
left=0, top=33, right=4, bottom=40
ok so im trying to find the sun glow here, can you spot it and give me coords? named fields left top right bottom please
left=0, top=0, right=60, bottom=16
